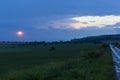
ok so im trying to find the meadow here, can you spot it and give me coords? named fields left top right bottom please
left=0, top=42, right=116, bottom=80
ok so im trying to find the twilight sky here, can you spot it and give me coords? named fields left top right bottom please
left=0, top=0, right=120, bottom=41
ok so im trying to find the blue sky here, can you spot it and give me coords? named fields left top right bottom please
left=0, top=0, right=120, bottom=41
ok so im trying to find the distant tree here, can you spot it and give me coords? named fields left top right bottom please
left=59, top=40, right=63, bottom=43
left=94, top=41, right=101, bottom=44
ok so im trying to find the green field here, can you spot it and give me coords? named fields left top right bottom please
left=0, top=43, right=116, bottom=80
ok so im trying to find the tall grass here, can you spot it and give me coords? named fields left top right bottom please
left=0, top=43, right=116, bottom=80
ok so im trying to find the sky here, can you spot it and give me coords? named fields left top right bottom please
left=0, top=0, right=120, bottom=41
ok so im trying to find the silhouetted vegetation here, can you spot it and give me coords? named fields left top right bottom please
left=83, top=51, right=103, bottom=61
left=71, top=34, right=120, bottom=43
left=49, top=46, right=56, bottom=51
left=102, top=44, right=109, bottom=48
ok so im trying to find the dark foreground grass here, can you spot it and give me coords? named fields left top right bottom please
left=0, top=43, right=116, bottom=80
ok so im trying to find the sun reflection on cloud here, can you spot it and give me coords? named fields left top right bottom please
left=45, top=15, right=120, bottom=29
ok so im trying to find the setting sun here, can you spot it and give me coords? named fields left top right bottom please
left=16, top=31, right=24, bottom=37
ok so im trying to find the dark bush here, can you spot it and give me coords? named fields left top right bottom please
left=49, top=46, right=56, bottom=51
left=83, top=51, right=103, bottom=61
left=101, top=44, right=108, bottom=48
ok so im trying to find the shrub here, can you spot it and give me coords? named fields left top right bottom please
left=49, top=46, right=56, bottom=51
left=101, top=44, right=108, bottom=48
left=83, top=51, right=103, bottom=61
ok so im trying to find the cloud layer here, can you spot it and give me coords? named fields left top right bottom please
left=46, top=15, right=120, bottom=29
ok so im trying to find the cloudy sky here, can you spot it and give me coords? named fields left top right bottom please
left=0, top=0, right=120, bottom=41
